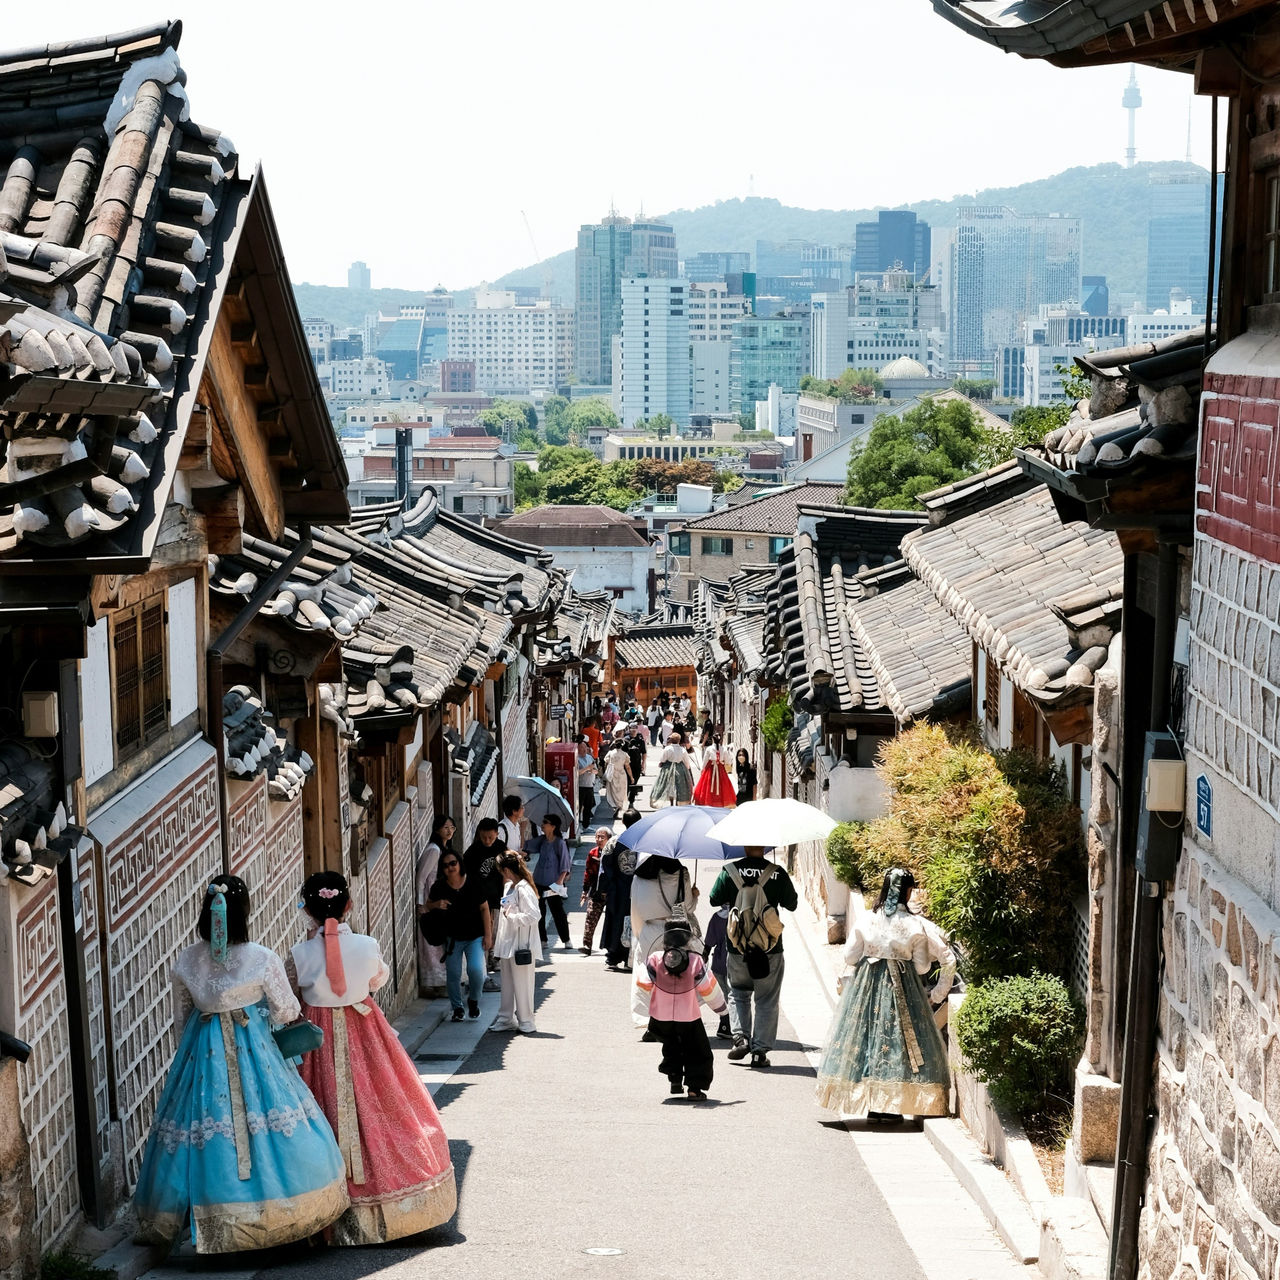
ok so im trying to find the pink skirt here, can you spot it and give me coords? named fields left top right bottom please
left=300, top=1000, right=456, bottom=1244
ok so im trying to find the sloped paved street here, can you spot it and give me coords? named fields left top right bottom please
left=141, top=764, right=1035, bottom=1280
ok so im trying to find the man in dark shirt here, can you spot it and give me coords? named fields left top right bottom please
left=709, top=847, right=799, bottom=1069
left=463, top=818, right=506, bottom=990
left=624, top=724, right=647, bottom=804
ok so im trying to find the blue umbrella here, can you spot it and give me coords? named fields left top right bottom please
left=505, top=775, right=577, bottom=840
left=616, top=806, right=747, bottom=862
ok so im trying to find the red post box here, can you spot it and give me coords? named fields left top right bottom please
left=543, top=742, right=578, bottom=838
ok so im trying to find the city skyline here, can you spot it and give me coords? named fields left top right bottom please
left=0, top=2, right=1222, bottom=291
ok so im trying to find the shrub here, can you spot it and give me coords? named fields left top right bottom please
left=760, top=694, right=793, bottom=754
left=826, top=724, right=1083, bottom=985
left=41, top=1251, right=113, bottom=1280
left=954, top=972, right=1084, bottom=1119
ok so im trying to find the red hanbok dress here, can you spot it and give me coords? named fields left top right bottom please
left=692, top=745, right=735, bottom=807
left=293, top=921, right=456, bottom=1244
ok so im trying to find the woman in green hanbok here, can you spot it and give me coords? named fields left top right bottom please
left=815, top=868, right=956, bottom=1120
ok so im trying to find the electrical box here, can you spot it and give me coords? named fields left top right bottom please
left=1136, top=731, right=1184, bottom=881
left=1145, top=758, right=1186, bottom=813
left=22, top=691, right=59, bottom=739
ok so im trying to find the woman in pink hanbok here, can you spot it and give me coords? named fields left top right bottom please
left=293, top=871, right=456, bottom=1244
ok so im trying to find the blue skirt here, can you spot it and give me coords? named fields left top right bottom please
left=815, top=958, right=950, bottom=1117
left=134, top=1000, right=349, bottom=1252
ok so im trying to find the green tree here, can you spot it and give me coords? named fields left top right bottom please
left=738, top=411, right=757, bottom=431
left=716, top=470, right=745, bottom=493
left=541, top=394, right=570, bottom=444
left=952, top=377, right=996, bottom=401
left=479, top=398, right=536, bottom=438
left=513, top=461, right=544, bottom=509
left=844, top=397, right=984, bottom=509
left=646, top=413, right=675, bottom=438
left=801, top=368, right=884, bottom=403
left=514, top=427, right=540, bottom=452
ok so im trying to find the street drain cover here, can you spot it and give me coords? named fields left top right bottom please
left=414, top=1052, right=463, bottom=1062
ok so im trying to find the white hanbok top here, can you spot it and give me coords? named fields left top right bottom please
left=292, top=923, right=390, bottom=1007
left=659, top=743, right=696, bottom=775
left=171, top=940, right=299, bottom=1032
left=842, top=910, right=957, bottom=1005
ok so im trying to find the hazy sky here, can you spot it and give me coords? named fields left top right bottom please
left=7, top=3, right=1218, bottom=290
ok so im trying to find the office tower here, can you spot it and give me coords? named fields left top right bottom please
left=1082, top=275, right=1109, bottom=316
left=755, top=240, right=848, bottom=303
left=855, top=210, right=932, bottom=280
left=575, top=214, right=678, bottom=384
left=729, top=313, right=806, bottom=412
left=685, top=251, right=751, bottom=283
left=439, top=360, right=476, bottom=393
left=812, top=270, right=944, bottom=380
left=1145, top=175, right=1212, bottom=311
left=949, top=207, right=1081, bottom=369
left=447, top=290, right=574, bottom=394
left=688, top=282, right=750, bottom=415
left=348, top=260, right=371, bottom=290
left=618, top=278, right=691, bottom=428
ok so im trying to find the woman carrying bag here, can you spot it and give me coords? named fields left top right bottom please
left=491, top=853, right=541, bottom=1033
left=423, top=853, right=493, bottom=1022
left=527, top=814, right=573, bottom=951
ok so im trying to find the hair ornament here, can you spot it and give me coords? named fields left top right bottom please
left=208, top=882, right=229, bottom=965
left=317, top=887, right=340, bottom=899
left=883, top=868, right=908, bottom=918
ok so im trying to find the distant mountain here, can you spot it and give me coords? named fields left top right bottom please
left=293, top=161, right=1208, bottom=326
left=493, top=160, right=1207, bottom=304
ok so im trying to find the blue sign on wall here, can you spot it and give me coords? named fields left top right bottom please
left=1196, top=775, right=1212, bottom=837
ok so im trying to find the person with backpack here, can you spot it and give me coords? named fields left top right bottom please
left=629, top=855, right=700, bottom=1033
left=636, top=920, right=728, bottom=1101
left=708, top=846, right=798, bottom=1068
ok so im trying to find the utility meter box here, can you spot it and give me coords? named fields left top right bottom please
left=1136, top=731, right=1184, bottom=881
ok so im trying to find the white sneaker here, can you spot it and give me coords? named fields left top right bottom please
left=490, top=1019, right=517, bottom=1032
left=518, top=1021, right=536, bottom=1034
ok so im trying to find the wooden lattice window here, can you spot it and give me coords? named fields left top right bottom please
left=983, top=652, right=1000, bottom=731
left=111, top=596, right=169, bottom=763
left=1012, top=687, right=1037, bottom=753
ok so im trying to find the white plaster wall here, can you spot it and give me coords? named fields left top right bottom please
left=549, top=546, right=649, bottom=612
left=998, top=676, right=1014, bottom=750
left=167, top=577, right=199, bottom=726
left=81, top=621, right=114, bottom=786
left=828, top=762, right=888, bottom=823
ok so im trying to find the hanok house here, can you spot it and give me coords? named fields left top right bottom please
left=929, top=4, right=1280, bottom=1279
left=901, top=463, right=1124, bottom=1008
left=0, top=22, right=356, bottom=1259
left=609, top=622, right=698, bottom=708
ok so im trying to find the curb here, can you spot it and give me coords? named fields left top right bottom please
left=89, top=1238, right=170, bottom=1280
left=923, top=1116, right=1042, bottom=1264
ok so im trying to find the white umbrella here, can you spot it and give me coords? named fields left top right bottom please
left=704, top=798, right=837, bottom=847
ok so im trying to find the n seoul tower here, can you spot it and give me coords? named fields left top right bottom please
left=1123, top=68, right=1142, bottom=167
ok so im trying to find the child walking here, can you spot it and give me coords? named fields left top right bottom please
left=636, top=919, right=727, bottom=1101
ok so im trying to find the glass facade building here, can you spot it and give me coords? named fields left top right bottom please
left=575, top=216, right=678, bottom=385
left=1145, top=175, right=1214, bottom=311
left=948, top=207, right=1081, bottom=369
left=729, top=315, right=806, bottom=412
left=855, top=210, right=931, bottom=280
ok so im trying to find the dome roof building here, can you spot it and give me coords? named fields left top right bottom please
left=879, top=356, right=932, bottom=380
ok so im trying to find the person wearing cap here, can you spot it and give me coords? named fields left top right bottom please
left=636, top=919, right=727, bottom=1101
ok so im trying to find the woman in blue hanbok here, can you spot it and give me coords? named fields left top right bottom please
left=133, top=876, right=348, bottom=1252
left=815, top=868, right=956, bottom=1120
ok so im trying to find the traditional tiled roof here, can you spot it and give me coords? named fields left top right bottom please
left=614, top=624, right=697, bottom=671
left=222, top=684, right=314, bottom=800
left=769, top=505, right=928, bottom=716
left=674, top=482, right=846, bottom=533
left=845, top=567, right=972, bottom=724
left=500, top=504, right=649, bottom=548
left=723, top=609, right=768, bottom=679
left=902, top=482, right=1124, bottom=710
left=0, top=22, right=346, bottom=570
left=1031, top=328, right=1208, bottom=475
left=0, top=744, right=68, bottom=884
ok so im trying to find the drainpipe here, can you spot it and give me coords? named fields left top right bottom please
left=1109, top=539, right=1179, bottom=1280
left=207, top=524, right=312, bottom=871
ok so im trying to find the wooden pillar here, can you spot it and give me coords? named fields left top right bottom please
left=297, top=702, right=343, bottom=876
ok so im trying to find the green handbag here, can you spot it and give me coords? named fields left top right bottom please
left=273, top=1020, right=324, bottom=1059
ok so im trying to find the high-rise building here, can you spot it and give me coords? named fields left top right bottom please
left=855, top=210, right=931, bottom=280
left=1082, top=275, right=1110, bottom=316
left=348, top=260, right=371, bottom=290
left=729, top=314, right=806, bottom=412
left=447, top=290, right=574, bottom=394
left=811, top=271, right=944, bottom=380
left=617, top=278, right=691, bottom=428
left=687, top=282, right=749, bottom=415
left=685, top=251, right=751, bottom=283
left=439, top=360, right=476, bottom=393
left=1145, top=174, right=1213, bottom=311
left=575, top=214, right=678, bottom=385
left=949, top=207, right=1081, bottom=370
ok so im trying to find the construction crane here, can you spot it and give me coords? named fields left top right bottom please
left=521, top=210, right=553, bottom=300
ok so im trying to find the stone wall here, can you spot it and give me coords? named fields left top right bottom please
left=1139, top=852, right=1280, bottom=1280
left=1136, top=346, right=1280, bottom=1280
left=0, top=1059, right=36, bottom=1280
